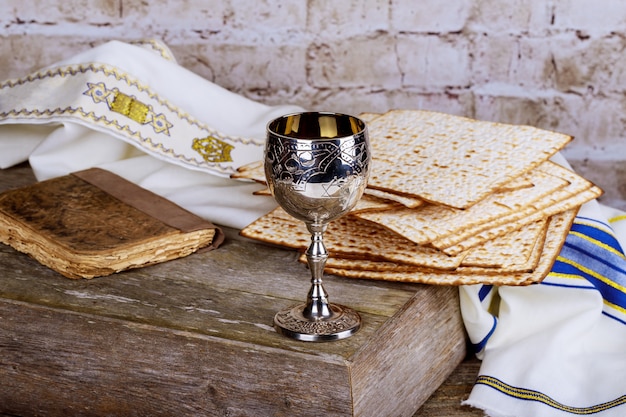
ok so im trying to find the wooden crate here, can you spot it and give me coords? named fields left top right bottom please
left=0, top=164, right=467, bottom=417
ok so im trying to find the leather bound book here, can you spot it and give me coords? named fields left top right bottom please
left=0, top=168, right=223, bottom=279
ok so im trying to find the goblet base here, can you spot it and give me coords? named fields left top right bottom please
left=274, top=303, right=361, bottom=342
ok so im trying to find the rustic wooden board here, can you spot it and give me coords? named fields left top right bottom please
left=0, top=163, right=468, bottom=417
left=414, top=356, right=483, bottom=417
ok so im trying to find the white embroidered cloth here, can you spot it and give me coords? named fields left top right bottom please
left=462, top=156, right=626, bottom=416
left=0, top=39, right=302, bottom=228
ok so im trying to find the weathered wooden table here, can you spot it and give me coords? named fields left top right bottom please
left=0, top=163, right=483, bottom=417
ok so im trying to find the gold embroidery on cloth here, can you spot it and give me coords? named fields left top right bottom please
left=0, top=64, right=255, bottom=174
left=83, top=82, right=173, bottom=135
left=111, top=91, right=150, bottom=123
left=192, top=136, right=234, bottom=163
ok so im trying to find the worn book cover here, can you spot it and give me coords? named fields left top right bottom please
left=0, top=168, right=223, bottom=279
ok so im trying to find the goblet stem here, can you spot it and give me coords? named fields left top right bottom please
left=302, top=223, right=332, bottom=320
left=272, top=220, right=362, bottom=342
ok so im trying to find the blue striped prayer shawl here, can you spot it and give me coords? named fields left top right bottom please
left=472, top=215, right=626, bottom=415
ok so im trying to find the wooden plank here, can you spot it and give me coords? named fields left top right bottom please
left=0, top=230, right=415, bottom=355
left=351, top=286, right=466, bottom=417
left=0, top=164, right=468, bottom=416
left=0, top=300, right=354, bottom=416
left=413, top=356, right=483, bottom=417
left=0, top=355, right=486, bottom=416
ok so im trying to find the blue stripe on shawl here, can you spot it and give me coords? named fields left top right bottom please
left=542, top=217, right=626, bottom=323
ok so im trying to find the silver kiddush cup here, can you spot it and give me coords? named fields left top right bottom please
left=265, top=112, right=371, bottom=342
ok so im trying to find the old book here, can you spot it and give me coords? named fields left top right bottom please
left=0, top=168, right=222, bottom=279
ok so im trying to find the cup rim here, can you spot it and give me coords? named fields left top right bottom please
left=267, top=111, right=367, bottom=140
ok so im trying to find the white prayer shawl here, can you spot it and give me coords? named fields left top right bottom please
left=0, top=39, right=301, bottom=228
left=462, top=193, right=626, bottom=416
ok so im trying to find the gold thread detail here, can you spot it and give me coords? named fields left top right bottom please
left=0, top=106, right=234, bottom=174
left=0, top=63, right=261, bottom=174
left=0, top=63, right=260, bottom=146
left=110, top=91, right=150, bottom=124
left=476, top=375, right=626, bottom=414
left=192, top=136, right=234, bottom=163
left=83, top=82, right=172, bottom=135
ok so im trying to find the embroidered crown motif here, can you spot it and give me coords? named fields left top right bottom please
left=192, top=136, right=234, bottom=163
left=83, top=82, right=173, bottom=135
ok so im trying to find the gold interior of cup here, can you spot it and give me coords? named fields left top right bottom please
left=269, top=112, right=365, bottom=140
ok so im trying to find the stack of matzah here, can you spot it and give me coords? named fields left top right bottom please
left=234, top=110, right=602, bottom=286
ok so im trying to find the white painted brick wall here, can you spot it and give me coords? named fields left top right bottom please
left=1, top=0, right=625, bottom=208
left=391, top=0, right=470, bottom=32
left=398, top=34, right=472, bottom=88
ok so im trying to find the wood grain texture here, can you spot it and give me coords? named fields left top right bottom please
left=351, top=287, right=467, bottom=417
left=413, top=356, right=484, bottom=417
left=0, top=164, right=474, bottom=416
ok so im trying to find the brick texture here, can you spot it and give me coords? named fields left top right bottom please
left=0, top=0, right=625, bottom=208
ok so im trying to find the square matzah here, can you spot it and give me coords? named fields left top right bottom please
left=367, top=110, right=572, bottom=208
